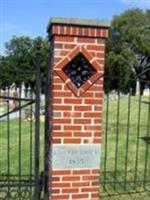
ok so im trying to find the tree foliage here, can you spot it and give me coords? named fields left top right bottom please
left=0, top=36, right=49, bottom=90
left=105, top=8, right=150, bottom=94
left=0, top=9, right=150, bottom=94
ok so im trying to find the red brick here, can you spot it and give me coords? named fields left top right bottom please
left=74, top=132, right=91, bottom=137
left=72, top=169, right=91, bottom=175
left=53, top=98, right=62, bottom=104
left=96, top=28, right=101, bottom=37
left=91, top=28, right=96, bottom=36
left=92, top=169, right=100, bottom=174
left=64, top=125, right=81, bottom=131
left=55, top=57, right=69, bottom=69
left=62, top=188, right=79, bottom=193
left=54, top=43, right=63, bottom=49
left=94, top=118, right=102, bottom=123
left=84, top=112, right=102, bottom=118
left=52, top=138, right=62, bottom=144
left=64, top=138, right=81, bottom=144
left=60, top=26, right=64, bottom=34
left=72, top=194, right=89, bottom=199
left=74, top=106, right=92, bottom=111
left=81, top=46, right=93, bottom=61
left=97, top=59, right=105, bottom=65
left=52, top=177, right=60, bottom=182
left=53, top=84, right=62, bottom=90
left=53, top=92, right=72, bottom=97
left=82, top=92, right=94, bottom=98
left=83, top=175, right=99, bottom=181
left=65, top=81, right=78, bottom=96
left=68, top=46, right=80, bottom=60
left=50, top=21, right=108, bottom=200
left=87, top=45, right=105, bottom=51
left=94, top=132, right=101, bottom=137
left=94, top=138, right=101, bottom=143
left=64, top=44, right=76, bottom=49
left=53, top=118, right=71, bottom=124
left=72, top=27, right=77, bottom=35
left=74, top=119, right=91, bottom=124
left=52, top=25, right=59, bottom=34
left=92, top=181, right=100, bottom=186
left=54, top=57, right=61, bottom=64
left=91, top=193, right=99, bottom=198
left=52, top=170, right=71, bottom=175
left=51, top=189, right=60, bottom=194
left=77, top=37, right=96, bottom=43
left=95, top=92, right=104, bottom=98
left=66, top=26, right=71, bottom=35
left=55, top=36, right=74, bottom=42
left=64, top=98, right=82, bottom=104
left=51, top=194, right=69, bottom=200
left=102, top=29, right=107, bottom=37
left=63, top=112, right=81, bottom=118
left=97, top=52, right=105, bottom=58
left=85, top=27, right=89, bottom=35
left=81, top=187, right=99, bottom=192
left=61, top=50, right=70, bottom=56
left=62, top=176, right=80, bottom=181
left=78, top=27, right=83, bottom=35
left=53, top=125, right=61, bottom=130
left=72, top=182, right=90, bottom=187
left=53, top=105, right=72, bottom=111
left=53, top=132, right=72, bottom=137
left=85, top=125, right=101, bottom=131
left=85, top=99, right=101, bottom=104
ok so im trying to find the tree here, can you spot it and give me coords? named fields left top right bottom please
left=105, top=9, right=150, bottom=94
left=0, top=55, right=14, bottom=88
left=0, top=36, right=49, bottom=90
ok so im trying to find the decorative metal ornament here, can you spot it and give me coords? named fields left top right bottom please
left=55, top=46, right=102, bottom=96
left=63, top=53, right=96, bottom=88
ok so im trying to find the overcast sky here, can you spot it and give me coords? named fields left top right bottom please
left=0, top=0, right=150, bottom=54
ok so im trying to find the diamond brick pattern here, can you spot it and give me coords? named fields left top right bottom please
left=55, top=46, right=103, bottom=96
left=63, top=53, right=96, bottom=88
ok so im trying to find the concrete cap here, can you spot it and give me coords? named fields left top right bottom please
left=47, top=17, right=110, bottom=32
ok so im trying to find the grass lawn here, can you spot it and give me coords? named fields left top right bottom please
left=0, top=95, right=149, bottom=199
left=100, top=95, right=150, bottom=199
left=101, top=192, right=150, bottom=200
left=0, top=117, right=44, bottom=177
left=0, top=101, right=44, bottom=199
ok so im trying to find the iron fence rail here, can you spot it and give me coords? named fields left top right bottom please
left=100, top=76, right=150, bottom=196
left=0, top=48, right=45, bottom=199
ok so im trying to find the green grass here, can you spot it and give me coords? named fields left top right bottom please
left=0, top=95, right=150, bottom=199
left=0, top=118, right=44, bottom=176
left=100, top=95, right=150, bottom=199
left=0, top=106, right=44, bottom=199
left=101, top=192, right=150, bottom=200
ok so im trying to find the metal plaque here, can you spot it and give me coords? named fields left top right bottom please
left=52, top=144, right=101, bottom=169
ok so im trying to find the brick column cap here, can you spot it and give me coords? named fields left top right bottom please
left=47, top=17, right=110, bottom=38
left=48, top=17, right=110, bottom=29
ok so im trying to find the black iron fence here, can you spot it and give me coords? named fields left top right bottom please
left=0, top=51, right=149, bottom=200
left=100, top=76, right=150, bottom=197
left=0, top=50, right=46, bottom=199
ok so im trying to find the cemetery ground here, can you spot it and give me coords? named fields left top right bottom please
left=0, top=115, right=45, bottom=189
left=0, top=95, right=150, bottom=199
left=101, top=95, right=150, bottom=199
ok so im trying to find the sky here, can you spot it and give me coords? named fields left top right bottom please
left=0, top=0, right=150, bottom=54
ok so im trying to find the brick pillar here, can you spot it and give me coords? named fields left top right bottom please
left=47, top=17, right=109, bottom=200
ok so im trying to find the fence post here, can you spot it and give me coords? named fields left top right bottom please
left=34, top=43, right=41, bottom=200
left=47, top=17, right=109, bottom=199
